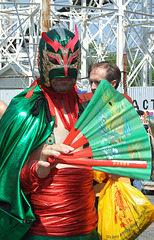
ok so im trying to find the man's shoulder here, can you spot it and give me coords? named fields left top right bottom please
left=78, top=92, right=93, bottom=101
left=78, top=92, right=93, bottom=108
left=121, top=93, right=134, bottom=106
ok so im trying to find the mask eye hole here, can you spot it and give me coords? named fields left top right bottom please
left=47, top=55, right=60, bottom=65
left=70, top=56, right=78, bottom=65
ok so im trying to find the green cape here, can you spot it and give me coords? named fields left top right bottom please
left=0, top=84, right=55, bottom=240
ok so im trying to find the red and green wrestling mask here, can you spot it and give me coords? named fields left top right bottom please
left=38, top=26, right=81, bottom=89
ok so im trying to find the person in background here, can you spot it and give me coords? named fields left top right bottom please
left=88, top=62, right=142, bottom=194
left=87, top=61, right=141, bottom=240
left=0, top=99, right=7, bottom=119
left=0, top=27, right=98, bottom=240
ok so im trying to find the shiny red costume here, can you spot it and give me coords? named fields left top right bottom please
left=20, top=27, right=98, bottom=239
left=20, top=161, right=98, bottom=237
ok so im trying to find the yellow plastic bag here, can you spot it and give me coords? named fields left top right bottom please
left=98, top=178, right=154, bottom=240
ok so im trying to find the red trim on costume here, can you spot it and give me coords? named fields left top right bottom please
left=25, top=79, right=79, bottom=131
left=25, top=78, right=40, bottom=99
left=64, top=66, right=68, bottom=76
left=42, top=25, right=79, bottom=53
left=40, top=84, right=79, bottom=131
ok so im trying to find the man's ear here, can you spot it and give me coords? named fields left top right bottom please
left=111, top=80, right=117, bottom=88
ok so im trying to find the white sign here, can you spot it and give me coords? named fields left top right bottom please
left=133, top=99, right=154, bottom=111
left=128, top=87, right=154, bottom=111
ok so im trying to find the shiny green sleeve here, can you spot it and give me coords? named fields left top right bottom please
left=0, top=86, right=55, bottom=240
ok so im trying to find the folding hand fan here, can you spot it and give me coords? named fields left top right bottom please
left=49, top=79, right=152, bottom=181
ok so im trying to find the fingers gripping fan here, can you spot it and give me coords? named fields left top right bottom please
left=49, top=79, right=152, bottom=181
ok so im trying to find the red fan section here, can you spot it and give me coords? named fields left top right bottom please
left=48, top=127, right=147, bottom=169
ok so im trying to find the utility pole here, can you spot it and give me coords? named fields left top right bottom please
left=42, top=0, right=50, bottom=32
left=123, top=54, right=127, bottom=94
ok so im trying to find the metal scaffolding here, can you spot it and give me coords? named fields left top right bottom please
left=0, top=0, right=153, bottom=91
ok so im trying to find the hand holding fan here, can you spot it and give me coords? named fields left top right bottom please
left=49, top=79, right=152, bottom=180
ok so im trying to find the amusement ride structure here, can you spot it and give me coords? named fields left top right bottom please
left=0, top=0, right=153, bottom=92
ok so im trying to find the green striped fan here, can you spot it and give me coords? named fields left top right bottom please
left=49, top=79, right=152, bottom=180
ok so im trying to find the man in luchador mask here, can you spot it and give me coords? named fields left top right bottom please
left=0, top=27, right=98, bottom=240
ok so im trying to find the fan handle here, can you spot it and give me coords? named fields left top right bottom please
left=48, top=157, right=147, bottom=168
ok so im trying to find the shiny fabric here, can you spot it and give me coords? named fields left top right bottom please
left=0, top=84, right=55, bottom=239
left=26, top=78, right=80, bottom=130
left=0, top=81, right=85, bottom=239
left=20, top=163, right=98, bottom=237
left=22, top=229, right=98, bottom=240
left=40, top=82, right=79, bottom=130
